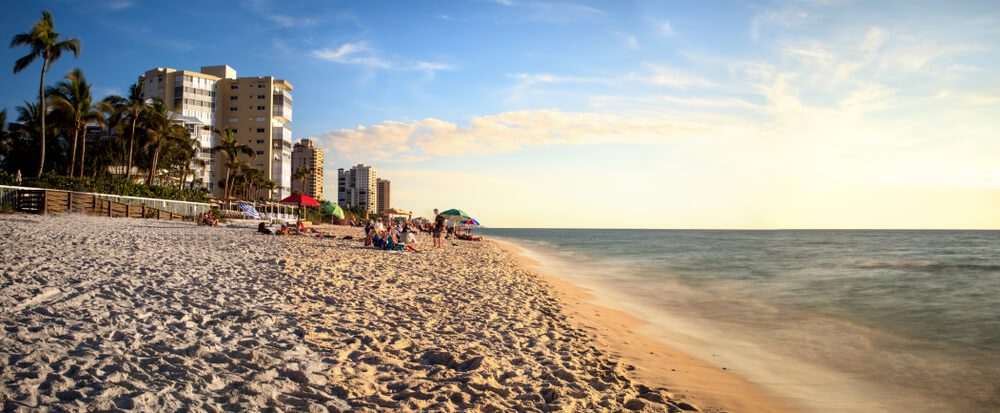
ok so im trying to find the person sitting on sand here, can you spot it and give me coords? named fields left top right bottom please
left=201, top=210, right=219, bottom=227
left=401, top=227, right=421, bottom=253
left=384, top=232, right=406, bottom=251
left=257, top=222, right=273, bottom=235
left=296, top=219, right=311, bottom=234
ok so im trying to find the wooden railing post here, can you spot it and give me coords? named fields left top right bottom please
left=67, top=192, right=73, bottom=213
left=41, top=191, right=48, bottom=216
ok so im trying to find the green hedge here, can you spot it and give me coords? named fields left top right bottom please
left=0, top=172, right=209, bottom=203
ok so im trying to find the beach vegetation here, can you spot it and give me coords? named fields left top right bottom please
left=0, top=171, right=208, bottom=202
left=47, top=68, right=102, bottom=178
left=211, top=128, right=255, bottom=200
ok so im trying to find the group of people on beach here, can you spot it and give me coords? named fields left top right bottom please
left=363, top=219, right=420, bottom=252
left=244, top=207, right=480, bottom=252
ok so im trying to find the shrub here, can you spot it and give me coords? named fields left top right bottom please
left=20, top=173, right=209, bottom=203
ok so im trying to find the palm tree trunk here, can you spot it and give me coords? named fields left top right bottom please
left=147, top=146, right=160, bottom=185
left=224, top=167, right=232, bottom=200
left=127, top=114, right=137, bottom=181
left=37, top=59, right=48, bottom=178
left=68, top=121, right=79, bottom=176
left=78, top=126, right=87, bottom=178
left=180, top=163, right=189, bottom=190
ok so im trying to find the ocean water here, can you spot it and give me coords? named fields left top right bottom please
left=480, top=229, right=1000, bottom=412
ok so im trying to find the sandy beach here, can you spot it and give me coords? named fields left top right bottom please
left=0, top=214, right=752, bottom=412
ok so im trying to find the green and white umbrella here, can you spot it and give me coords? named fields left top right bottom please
left=323, top=202, right=345, bottom=219
left=439, top=208, right=472, bottom=221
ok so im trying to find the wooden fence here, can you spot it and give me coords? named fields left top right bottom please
left=12, top=189, right=191, bottom=221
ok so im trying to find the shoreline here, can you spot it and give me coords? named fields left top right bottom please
left=494, top=238, right=798, bottom=413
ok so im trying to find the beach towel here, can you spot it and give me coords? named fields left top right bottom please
left=237, top=202, right=261, bottom=219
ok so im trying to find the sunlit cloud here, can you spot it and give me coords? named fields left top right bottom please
left=309, top=109, right=709, bottom=162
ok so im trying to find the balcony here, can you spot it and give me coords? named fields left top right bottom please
left=272, top=92, right=293, bottom=122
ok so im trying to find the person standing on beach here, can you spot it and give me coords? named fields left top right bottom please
left=433, top=208, right=444, bottom=248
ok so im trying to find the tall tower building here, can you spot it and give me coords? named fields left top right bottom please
left=139, top=65, right=293, bottom=200
left=337, top=164, right=377, bottom=212
left=291, top=139, right=324, bottom=200
left=377, top=179, right=391, bottom=214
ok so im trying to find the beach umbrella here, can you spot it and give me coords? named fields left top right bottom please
left=461, top=218, right=480, bottom=226
left=279, top=194, right=321, bottom=207
left=323, top=202, right=345, bottom=220
left=439, top=208, right=472, bottom=221
left=279, top=194, right=321, bottom=219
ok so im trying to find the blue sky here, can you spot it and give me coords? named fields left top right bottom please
left=2, top=0, right=999, bottom=228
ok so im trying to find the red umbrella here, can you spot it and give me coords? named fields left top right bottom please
left=279, top=194, right=320, bottom=219
left=279, top=194, right=320, bottom=207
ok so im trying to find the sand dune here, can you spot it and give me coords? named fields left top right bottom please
left=0, top=215, right=699, bottom=412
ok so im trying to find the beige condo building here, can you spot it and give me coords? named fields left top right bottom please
left=291, top=139, right=324, bottom=200
left=139, top=65, right=293, bottom=200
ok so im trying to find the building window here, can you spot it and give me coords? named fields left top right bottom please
left=256, top=151, right=264, bottom=155
left=257, top=84, right=265, bottom=88
left=229, top=96, right=238, bottom=100
left=254, top=106, right=264, bottom=110
left=230, top=85, right=238, bottom=90
left=256, top=128, right=265, bottom=133
left=229, top=107, right=237, bottom=112
left=256, top=139, right=264, bottom=144
left=257, top=95, right=265, bottom=99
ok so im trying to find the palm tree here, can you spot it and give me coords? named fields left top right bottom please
left=101, top=83, right=147, bottom=180
left=48, top=68, right=100, bottom=177
left=261, top=179, right=276, bottom=201
left=292, top=165, right=312, bottom=195
left=141, top=100, right=187, bottom=186
left=211, top=128, right=254, bottom=200
left=11, top=10, right=81, bottom=178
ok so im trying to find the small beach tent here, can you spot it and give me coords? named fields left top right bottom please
left=279, top=194, right=321, bottom=219
left=237, top=202, right=261, bottom=219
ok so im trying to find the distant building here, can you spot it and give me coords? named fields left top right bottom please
left=139, top=65, right=293, bottom=199
left=338, top=164, right=377, bottom=212
left=376, top=179, right=391, bottom=214
left=291, top=139, right=324, bottom=200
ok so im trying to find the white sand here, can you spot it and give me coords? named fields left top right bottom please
left=0, top=214, right=695, bottom=412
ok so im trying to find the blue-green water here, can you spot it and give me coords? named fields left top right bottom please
left=481, top=229, right=1000, bottom=412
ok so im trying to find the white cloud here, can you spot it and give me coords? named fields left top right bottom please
left=104, top=0, right=134, bottom=10
left=659, top=21, right=675, bottom=37
left=310, top=109, right=708, bottom=162
left=645, top=65, right=717, bottom=88
left=750, top=8, right=811, bottom=40
left=311, top=42, right=453, bottom=75
left=610, top=31, right=639, bottom=50
left=240, top=0, right=318, bottom=28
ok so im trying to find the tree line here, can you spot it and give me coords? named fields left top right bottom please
left=0, top=10, right=282, bottom=202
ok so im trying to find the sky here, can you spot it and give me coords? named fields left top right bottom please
left=1, top=0, right=999, bottom=229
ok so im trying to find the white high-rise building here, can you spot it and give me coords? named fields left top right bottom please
left=337, top=164, right=377, bottom=212
left=139, top=65, right=293, bottom=200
